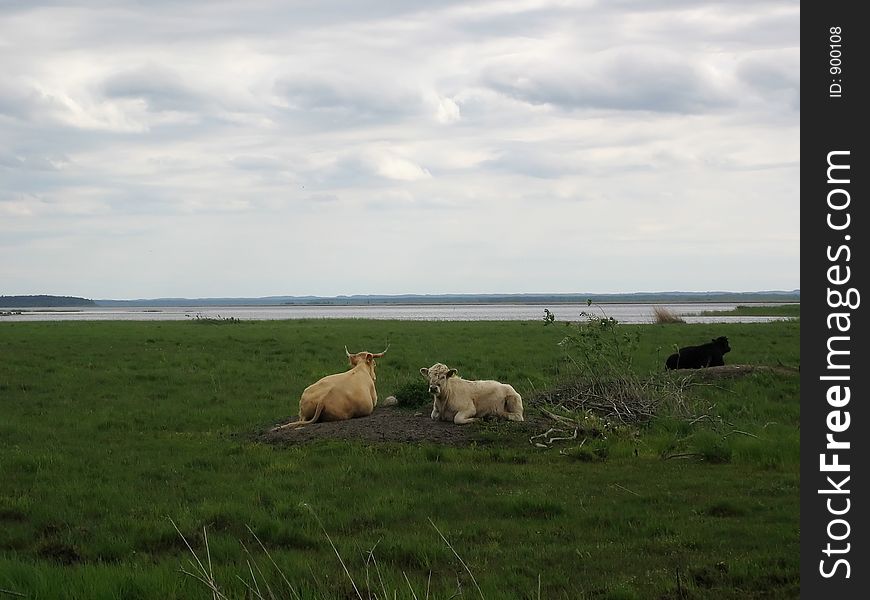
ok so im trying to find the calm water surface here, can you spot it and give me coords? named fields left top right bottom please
left=1, top=303, right=793, bottom=323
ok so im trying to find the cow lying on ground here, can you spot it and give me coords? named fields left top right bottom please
left=272, top=346, right=390, bottom=430
left=420, top=363, right=524, bottom=424
left=665, top=336, right=731, bottom=369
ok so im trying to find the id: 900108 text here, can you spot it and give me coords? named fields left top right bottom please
left=829, top=26, right=843, bottom=98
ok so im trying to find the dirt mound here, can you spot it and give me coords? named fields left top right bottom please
left=257, top=364, right=797, bottom=446
left=672, top=364, right=799, bottom=379
left=259, top=406, right=475, bottom=446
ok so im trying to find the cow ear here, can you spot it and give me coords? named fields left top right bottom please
left=366, top=353, right=374, bottom=363
left=446, top=369, right=457, bottom=378
left=420, top=367, right=429, bottom=377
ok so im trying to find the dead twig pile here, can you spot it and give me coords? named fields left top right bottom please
left=527, top=372, right=720, bottom=450
left=528, top=363, right=798, bottom=449
left=532, top=373, right=695, bottom=425
left=678, top=364, right=798, bottom=380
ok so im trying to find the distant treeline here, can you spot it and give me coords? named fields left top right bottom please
left=93, top=290, right=801, bottom=307
left=1, top=295, right=96, bottom=308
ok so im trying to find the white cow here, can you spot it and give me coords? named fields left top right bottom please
left=272, top=346, right=390, bottom=430
left=420, top=363, right=524, bottom=425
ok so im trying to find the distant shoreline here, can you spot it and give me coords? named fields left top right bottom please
left=286, top=300, right=800, bottom=308
left=0, top=301, right=798, bottom=324
left=96, top=294, right=801, bottom=307
left=3, top=291, right=800, bottom=309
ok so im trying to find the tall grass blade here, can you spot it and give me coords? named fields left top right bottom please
left=246, top=524, right=303, bottom=600
left=403, top=571, right=420, bottom=600
left=365, top=540, right=389, bottom=600
left=428, top=517, right=485, bottom=600
left=203, top=526, right=217, bottom=600
left=304, top=503, right=364, bottom=600
left=170, top=517, right=229, bottom=600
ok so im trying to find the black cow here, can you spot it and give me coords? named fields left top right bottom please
left=665, top=336, right=731, bottom=370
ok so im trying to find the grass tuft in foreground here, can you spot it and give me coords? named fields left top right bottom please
left=174, top=509, right=497, bottom=600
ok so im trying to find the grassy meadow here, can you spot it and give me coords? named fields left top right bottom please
left=700, top=304, right=800, bottom=318
left=0, top=317, right=799, bottom=599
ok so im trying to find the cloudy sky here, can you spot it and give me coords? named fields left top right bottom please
left=1, top=0, right=799, bottom=299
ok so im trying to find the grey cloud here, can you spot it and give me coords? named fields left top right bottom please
left=482, top=145, right=586, bottom=179
left=737, top=54, right=799, bottom=95
left=273, top=76, right=420, bottom=124
left=598, top=0, right=797, bottom=11
left=600, top=3, right=799, bottom=51
left=360, top=194, right=468, bottom=212
left=738, top=61, right=798, bottom=91
left=0, top=151, right=69, bottom=172
left=733, top=48, right=799, bottom=111
left=102, top=65, right=203, bottom=112
left=483, top=48, right=731, bottom=114
left=0, top=82, right=70, bottom=123
left=229, top=155, right=285, bottom=171
left=300, top=154, right=374, bottom=188
left=0, top=84, right=30, bottom=119
left=0, top=155, right=78, bottom=201
left=305, top=193, right=340, bottom=205
left=451, top=7, right=571, bottom=39
left=724, top=10, right=800, bottom=48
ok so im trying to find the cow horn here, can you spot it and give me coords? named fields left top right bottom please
left=345, top=345, right=353, bottom=357
left=371, top=344, right=390, bottom=358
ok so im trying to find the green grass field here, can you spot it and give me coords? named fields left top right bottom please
left=700, top=304, right=800, bottom=318
left=0, top=319, right=799, bottom=599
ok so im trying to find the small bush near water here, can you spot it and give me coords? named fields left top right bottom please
left=188, top=313, right=242, bottom=324
left=652, top=306, right=685, bottom=324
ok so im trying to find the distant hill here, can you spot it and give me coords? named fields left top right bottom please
left=0, top=295, right=96, bottom=308
left=94, top=290, right=800, bottom=307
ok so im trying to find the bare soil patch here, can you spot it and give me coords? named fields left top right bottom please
left=258, top=405, right=549, bottom=446
left=259, top=406, right=472, bottom=445
left=672, top=364, right=798, bottom=380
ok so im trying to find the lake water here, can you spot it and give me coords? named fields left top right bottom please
left=0, top=303, right=794, bottom=323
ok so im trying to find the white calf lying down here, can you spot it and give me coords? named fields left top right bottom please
left=420, top=363, right=524, bottom=425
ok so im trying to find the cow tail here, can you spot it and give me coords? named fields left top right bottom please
left=273, top=402, right=325, bottom=430
left=299, top=402, right=325, bottom=426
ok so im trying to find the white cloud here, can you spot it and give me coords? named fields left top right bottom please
left=368, top=151, right=432, bottom=182
left=433, top=94, right=461, bottom=124
left=0, top=0, right=799, bottom=297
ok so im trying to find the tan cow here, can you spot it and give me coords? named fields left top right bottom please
left=420, top=363, right=524, bottom=425
left=272, top=346, right=390, bottom=430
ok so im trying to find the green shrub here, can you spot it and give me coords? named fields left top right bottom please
left=389, top=380, right=431, bottom=407
left=563, top=440, right=610, bottom=462
left=693, top=431, right=733, bottom=464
